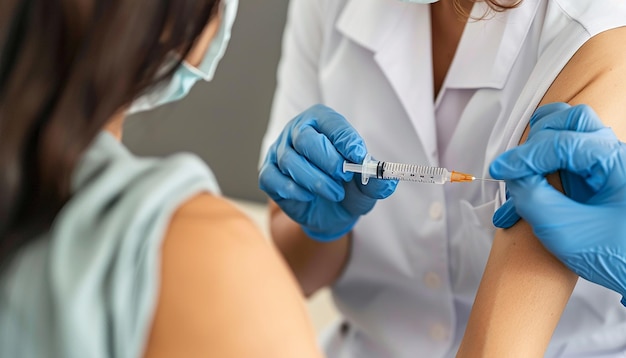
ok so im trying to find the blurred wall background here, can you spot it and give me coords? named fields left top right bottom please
left=123, top=0, right=290, bottom=203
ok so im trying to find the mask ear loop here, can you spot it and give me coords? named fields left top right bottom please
left=193, top=0, right=238, bottom=80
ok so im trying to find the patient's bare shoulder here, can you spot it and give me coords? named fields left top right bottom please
left=540, top=26, right=626, bottom=133
left=143, top=193, right=322, bottom=358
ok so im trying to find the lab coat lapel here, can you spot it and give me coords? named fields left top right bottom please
left=337, top=0, right=438, bottom=166
left=438, top=0, right=542, bottom=159
left=443, top=0, right=542, bottom=91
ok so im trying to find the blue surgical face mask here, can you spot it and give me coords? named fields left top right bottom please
left=397, top=0, right=440, bottom=3
left=128, top=0, right=239, bottom=114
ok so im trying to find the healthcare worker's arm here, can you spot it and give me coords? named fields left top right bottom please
left=259, top=0, right=397, bottom=296
left=268, top=200, right=353, bottom=296
left=457, top=27, right=626, bottom=357
left=261, top=0, right=344, bottom=297
left=143, top=193, right=323, bottom=358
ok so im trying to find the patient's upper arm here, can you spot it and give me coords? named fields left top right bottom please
left=519, top=27, right=626, bottom=202
left=143, top=193, right=322, bottom=358
left=539, top=26, right=626, bottom=137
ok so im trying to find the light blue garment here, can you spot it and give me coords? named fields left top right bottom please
left=0, top=132, right=220, bottom=358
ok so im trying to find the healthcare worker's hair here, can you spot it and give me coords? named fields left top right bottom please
left=454, top=0, right=522, bottom=17
left=0, top=0, right=221, bottom=267
left=482, top=0, right=522, bottom=11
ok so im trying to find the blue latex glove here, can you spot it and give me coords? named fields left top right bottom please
left=490, top=102, right=626, bottom=304
left=492, top=103, right=601, bottom=228
left=259, top=104, right=397, bottom=242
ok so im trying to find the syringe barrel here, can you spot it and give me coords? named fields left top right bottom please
left=379, top=162, right=450, bottom=184
left=343, top=154, right=455, bottom=185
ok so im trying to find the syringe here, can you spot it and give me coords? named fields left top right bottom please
left=343, top=154, right=501, bottom=185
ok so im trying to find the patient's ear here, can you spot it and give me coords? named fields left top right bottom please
left=185, top=14, right=221, bottom=67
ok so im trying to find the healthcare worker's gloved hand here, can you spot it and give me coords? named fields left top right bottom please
left=492, top=103, right=602, bottom=228
left=259, top=104, right=398, bottom=242
left=490, top=102, right=626, bottom=304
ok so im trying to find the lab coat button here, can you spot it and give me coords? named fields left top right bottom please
left=429, top=202, right=443, bottom=220
left=430, top=323, right=449, bottom=342
left=424, top=272, right=441, bottom=289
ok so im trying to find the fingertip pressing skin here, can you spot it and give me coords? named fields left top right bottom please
left=491, top=199, right=519, bottom=228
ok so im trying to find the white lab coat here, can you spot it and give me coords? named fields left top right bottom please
left=260, top=0, right=626, bottom=357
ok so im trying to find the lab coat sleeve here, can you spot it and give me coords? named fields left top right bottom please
left=258, top=0, right=326, bottom=166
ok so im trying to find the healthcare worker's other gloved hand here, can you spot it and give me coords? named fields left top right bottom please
left=491, top=103, right=602, bottom=228
left=259, top=104, right=397, bottom=242
left=490, top=102, right=626, bottom=304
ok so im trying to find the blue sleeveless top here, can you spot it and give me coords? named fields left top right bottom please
left=0, top=132, right=220, bottom=358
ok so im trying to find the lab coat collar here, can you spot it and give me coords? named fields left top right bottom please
left=337, top=0, right=543, bottom=91
left=336, top=0, right=542, bottom=164
left=336, top=0, right=406, bottom=53
left=337, top=0, right=439, bottom=165
left=444, top=0, right=542, bottom=90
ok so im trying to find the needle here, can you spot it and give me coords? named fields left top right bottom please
left=474, top=177, right=504, bottom=182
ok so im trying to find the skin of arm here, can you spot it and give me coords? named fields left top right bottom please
left=457, top=26, right=626, bottom=357
left=143, top=194, right=323, bottom=358
left=269, top=200, right=351, bottom=297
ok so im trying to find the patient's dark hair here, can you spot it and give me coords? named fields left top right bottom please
left=0, top=0, right=220, bottom=266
